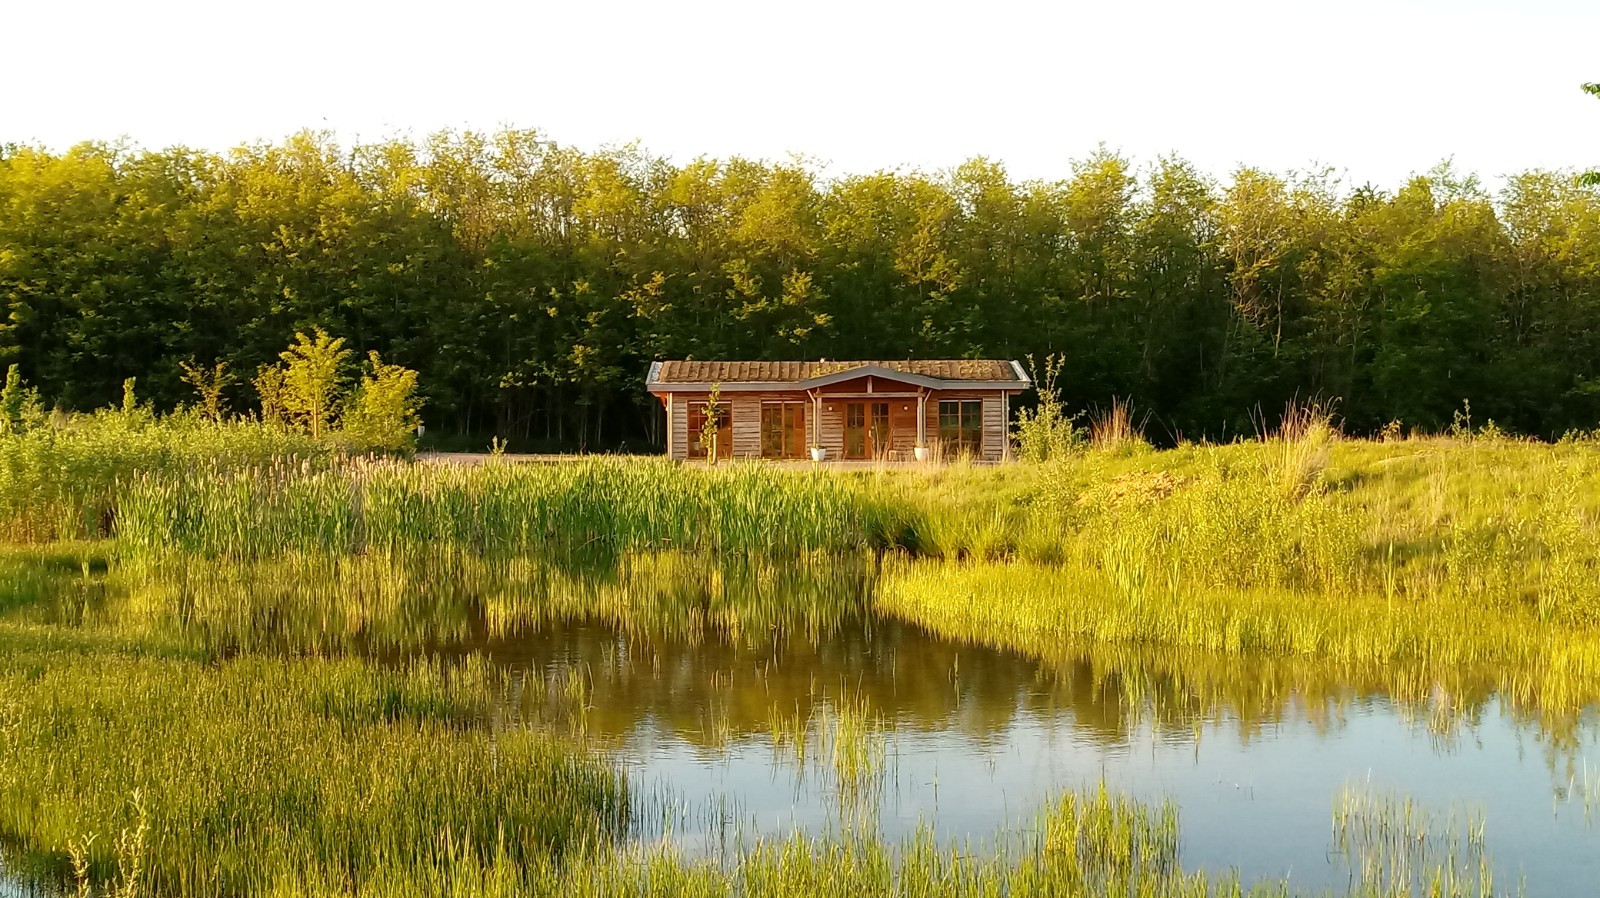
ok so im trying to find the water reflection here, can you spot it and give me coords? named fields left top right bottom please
left=9, top=550, right=1600, bottom=894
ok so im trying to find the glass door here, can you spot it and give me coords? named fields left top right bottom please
left=869, top=402, right=891, bottom=459
left=845, top=403, right=867, bottom=459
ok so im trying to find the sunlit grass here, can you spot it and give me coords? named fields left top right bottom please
left=0, top=626, right=628, bottom=896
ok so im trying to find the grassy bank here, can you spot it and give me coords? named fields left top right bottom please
left=0, top=417, right=1593, bottom=895
left=0, top=624, right=627, bottom=896
left=876, top=437, right=1600, bottom=712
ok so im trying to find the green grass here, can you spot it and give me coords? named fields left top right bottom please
left=0, top=408, right=330, bottom=543
left=876, top=437, right=1600, bottom=715
left=113, top=458, right=917, bottom=561
left=0, top=625, right=628, bottom=896
left=0, top=416, right=1594, bottom=895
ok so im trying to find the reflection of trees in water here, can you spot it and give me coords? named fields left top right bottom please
left=505, top=626, right=1599, bottom=767
left=72, top=550, right=1600, bottom=756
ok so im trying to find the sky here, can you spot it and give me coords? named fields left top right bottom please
left=8, top=0, right=1599, bottom=190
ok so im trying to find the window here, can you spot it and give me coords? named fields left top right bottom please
left=761, top=402, right=806, bottom=458
left=686, top=402, right=731, bottom=459
left=938, top=400, right=983, bottom=457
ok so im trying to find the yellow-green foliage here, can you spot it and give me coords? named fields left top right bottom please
left=88, top=550, right=872, bottom=653
left=341, top=351, right=423, bottom=453
left=0, top=626, right=626, bottom=896
left=113, top=458, right=918, bottom=560
left=879, top=438, right=1600, bottom=713
left=0, top=410, right=329, bottom=543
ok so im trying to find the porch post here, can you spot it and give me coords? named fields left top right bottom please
left=811, top=391, right=822, bottom=449
left=916, top=392, right=927, bottom=447
left=1002, top=392, right=1011, bottom=462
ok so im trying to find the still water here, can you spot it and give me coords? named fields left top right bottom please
left=471, top=616, right=1600, bottom=895
left=9, top=553, right=1600, bottom=895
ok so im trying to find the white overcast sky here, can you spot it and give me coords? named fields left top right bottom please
left=8, top=0, right=1599, bottom=190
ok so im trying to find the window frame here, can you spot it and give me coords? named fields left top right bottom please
left=760, top=401, right=806, bottom=459
left=937, top=399, right=983, bottom=457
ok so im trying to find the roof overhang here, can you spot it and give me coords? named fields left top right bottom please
left=644, top=361, right=1031, bottom=394
left=796, top=364, right=944, bottom=391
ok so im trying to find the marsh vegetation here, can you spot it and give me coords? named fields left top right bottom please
left=1, top=405, right=1598, bottom=895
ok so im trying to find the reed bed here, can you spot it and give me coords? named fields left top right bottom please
left=1332, top=783, right=1495, bottom=897
left=114, top=458, right=917, bottom=561
left=60, top=782, right=1522, bottom=898
left=0, top=409, right=329, bottom=544
left=0, top=626, right=628, bottom=896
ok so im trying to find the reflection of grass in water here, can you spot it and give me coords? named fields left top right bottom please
left=765, top=688, right=891, bottom=825
left=80, top=549, right=874, bottom=654
left=507, top=662, right=593, bottom=740
left=823, top=691, right=888, bottom=817
left=1331, top=782, right=1500, bottom=897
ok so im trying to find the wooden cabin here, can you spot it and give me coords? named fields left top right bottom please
left=646, top=360, right=1030, bottom=462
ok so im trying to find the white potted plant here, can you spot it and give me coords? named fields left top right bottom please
left=809, top=444, right=827, bottom=463
left=913, top=445, right=930, bottom=462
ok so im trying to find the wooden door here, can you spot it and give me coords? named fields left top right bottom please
left=846, top=402, right=892, bottom=459
left=869, top=402, right=890, bottom=459
left=845, top=402, right=867, bottom=459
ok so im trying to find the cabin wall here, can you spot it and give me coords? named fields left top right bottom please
left=667, top=394, right=688, bottom=460
left=651, top=386, right=1020, bottom=462
left=731, top=396, right=761, bottom=457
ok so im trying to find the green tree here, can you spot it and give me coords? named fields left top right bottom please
left=342, top=352, right=422, bottom=452
left=275, top=328, right=351, bottom=439
left=179, top=360, right=235, bottom=423
left=0, top=364, right=43, bottom=434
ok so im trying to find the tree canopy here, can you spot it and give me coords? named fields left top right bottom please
left=3, top=131, right=1600, bottom=447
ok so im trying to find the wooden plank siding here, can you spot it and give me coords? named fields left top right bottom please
left=667, top=394, right=688, bottom=461
left=663, top=387, right=1013, bottom=462
left=731, top=396, right=762, bottom=458
left=820, top=401, right=845, bottom=459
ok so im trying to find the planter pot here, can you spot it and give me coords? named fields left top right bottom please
left=809, top=447, right=827, bottom=463
left=913, top=446, right=931, bottom=462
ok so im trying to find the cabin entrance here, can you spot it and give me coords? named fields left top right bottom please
left=844, top=401, right=891, bottom=459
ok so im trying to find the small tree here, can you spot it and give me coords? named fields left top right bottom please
left=278, top=327, right=351, bottom=439
left=179, top=359, right=236, bottom=423
left=254, top=366, right=288, bottom=428
left=699, top=383, right=723, bottom=464
left=342, top=352, right=423, bottom=452
left=121, top=378, right=138, bottom=414
left=1012, top=353, right=1084, bottom=462
left=0, top=365, right=43, bottom=436
left=0, top=365, right=27, bottom=435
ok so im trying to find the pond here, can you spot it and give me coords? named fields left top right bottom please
left=444, top=611, right=1600, bottom=895
left=7, top=552, right=1600, bottom=895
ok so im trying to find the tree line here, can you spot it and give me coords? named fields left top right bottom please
left=3, top=130, right=1600, bottom=448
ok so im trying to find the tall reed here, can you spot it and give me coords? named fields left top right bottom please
left=0, top=629, right=627, bottom=896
